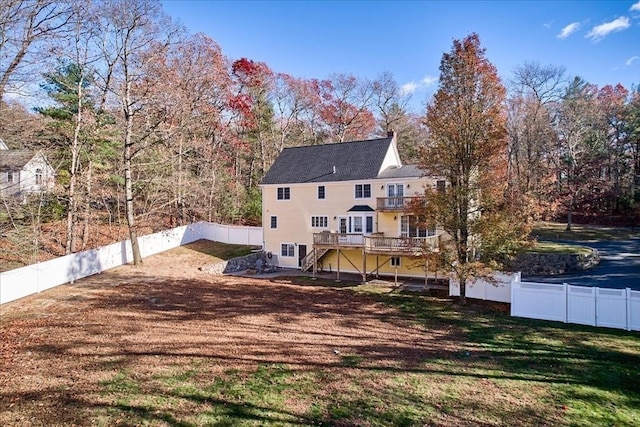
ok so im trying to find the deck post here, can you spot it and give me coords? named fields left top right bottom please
left=336, top=248, right=340, bottom=282
left=376, top=255, right=379, bottom=278
left=362, top=246, right=366, bottom=283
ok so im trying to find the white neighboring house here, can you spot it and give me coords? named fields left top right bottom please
left=0, top=139, right=56, bottom=200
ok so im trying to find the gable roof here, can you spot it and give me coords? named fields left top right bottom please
left=0, top=149, right=37, bottom=171
left=377, top=165, right=423, bottom=179
left=261, top=136, right=396, bottom=185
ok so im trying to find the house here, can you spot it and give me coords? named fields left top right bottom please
left=0, top=139, right=56, bottom=199
left=260, top=131, right=446, bottom=281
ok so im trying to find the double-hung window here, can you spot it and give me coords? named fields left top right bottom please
left=311, top=216, right=328, bottom=228
left=277, top=187, right=290, bottom=200
left=281, top=243, right=295, bottom=257
left=401, top=215, right=435, bottom=238
left=318, top=185, right=325, bottom=200
left=270, top=216, right=277, bottom=229
left=355, top=183, right=371, bottom=199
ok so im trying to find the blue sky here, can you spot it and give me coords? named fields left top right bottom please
left=162, top=0, right=640, bottom=111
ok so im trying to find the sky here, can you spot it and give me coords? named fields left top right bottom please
left=156, top=1, right=634, bottom=111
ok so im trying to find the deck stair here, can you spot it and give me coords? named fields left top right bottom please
left=301, top=248, right=330, bottom=272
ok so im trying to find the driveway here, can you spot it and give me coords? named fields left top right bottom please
left=522, top=237, right=640, bottom=290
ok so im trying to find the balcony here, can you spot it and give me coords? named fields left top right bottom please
left=313, top=232, right=439, bottom=254
left=376, top=196, right=424, bottom=211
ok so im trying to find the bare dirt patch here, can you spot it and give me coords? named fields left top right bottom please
left=0, top=244, right=470, bottom=426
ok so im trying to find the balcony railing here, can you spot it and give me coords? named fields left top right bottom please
left=313, top=232, right=439, bottom=253
left=376, top=196, right=424, bottom=211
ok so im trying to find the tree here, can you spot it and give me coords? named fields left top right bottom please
left=95, top=0, right=181, bottom=265
left=419, top=33, right=523, bottom=303
left=553, top=77, right=608, bottom=230
left=507, top=62, right=566, bottom=218
left=317, top=73, right=376, bottom=142
left=0, top=0, right=73, bottom=100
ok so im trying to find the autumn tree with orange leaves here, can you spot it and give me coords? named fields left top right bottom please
left=417, top=33, right=529, bottom=303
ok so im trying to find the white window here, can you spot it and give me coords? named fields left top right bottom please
left=318, top=185, right=325, bottom=200
left=6, top=171, right=13, bottom=183
left=353, top=216, right=363, bottom=233
left=401, top=216, right=435, bottom=238
left=386, top=184, right=404, bottom=208
left=355, top=183, right=371, bottom=199
left=311, top=216, right=328, bottom=228
left=270, top=216, right=277, bottom=229
left=35, top=168, right=43, bottom=185
left=347, top=215, right=374, bottom=234
left=390, top=257, right=401, bottom=267
left=281, top=243, right=295, bottom=257
left=277, top=187, right=290, bottom=200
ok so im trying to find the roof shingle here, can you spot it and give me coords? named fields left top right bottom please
left=261, top=137, right=393, bottom=185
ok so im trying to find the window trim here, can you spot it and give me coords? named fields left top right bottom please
left=401, top=215, right=436, bottom=238
left=311, top=215, right=328, bottom=228
left=354, top=183, right=371, bottom=199
left=270, top=215, right=277, bottom=229
left=35, top=168, right=43, bottom=185
left=281, top=243, right=295, bottom=257
left=277, top=187, right=291, bottom=200
left=317, top=185, right=325, bottom=200
left=390, top=256, right=401, bottom=267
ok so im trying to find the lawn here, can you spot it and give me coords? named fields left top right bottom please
left=532, top=221, right=639, bottom=242
left=1, top=244, right=639, bottom=426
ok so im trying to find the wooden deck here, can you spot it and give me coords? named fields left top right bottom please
left=313, top=232, right=440, bottom=254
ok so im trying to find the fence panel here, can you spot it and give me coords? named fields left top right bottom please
left=1, top=222, right=263, bottom=306
left=37, top=254, right=75, bottom=291
left=596, top=288, right=627, bottom=329
left=567, top=285, right=596, bottom=326
left=629, top=290, right=640, bottom=331
left=0, top=265, right=39, bottom=304
left=511, top=282, right=567, bottom=322
left=449, top=272, right=515, bottom=303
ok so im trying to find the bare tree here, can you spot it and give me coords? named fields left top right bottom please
left=95, top=0, right=182, bottom=265
left=0, top=0, right=73, bottom=100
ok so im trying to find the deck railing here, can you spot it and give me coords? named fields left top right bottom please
left=376, top=196, right=424, bottom=211
left=313, top=233, right=439, bottom=253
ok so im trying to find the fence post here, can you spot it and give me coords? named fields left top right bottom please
left=627, top=288, right=632, bottom=331
left=563, top=283, right=568, bottom=323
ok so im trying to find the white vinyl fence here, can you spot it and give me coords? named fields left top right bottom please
left=449, top=272, right=519, bottom=303
left=0, top=222, right=262, bottom=305
left=511, top=280, right=640, bottom=331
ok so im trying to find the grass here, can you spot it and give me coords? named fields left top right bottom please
left=532, top=221, right=639, bottom=242
left=527, top=241, right=593, bottom=255
left=93, top=285, right=640, bottom=427
left=178, top=240, right=257, bottom=260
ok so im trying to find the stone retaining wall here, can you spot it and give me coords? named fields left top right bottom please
left=509, top=248, right=600, bottom=275
left=199, top=251, right=277, bottom=275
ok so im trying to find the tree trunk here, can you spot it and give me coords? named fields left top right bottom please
left=81, top=160, right=92, bottom=250
left=123, top=80, right=142, bottom=266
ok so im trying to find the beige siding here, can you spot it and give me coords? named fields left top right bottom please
left=262, top=176, right=439, bottom=269
left=319, top=249, right=431, bottom=278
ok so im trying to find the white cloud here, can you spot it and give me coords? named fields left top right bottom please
left=421, top=75, right=437, bottom=86
left=631, top=1, right=640, bottom=12
left=626, top=56, right=640, bottom=66
left=401, top=75, right=437, bottom=95
left=586, top=16, right=631, bottom=41
left=557, top=22, right=581, bottom=39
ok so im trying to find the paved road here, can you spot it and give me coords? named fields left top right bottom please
left=522, top=237, right=640, bottom=290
